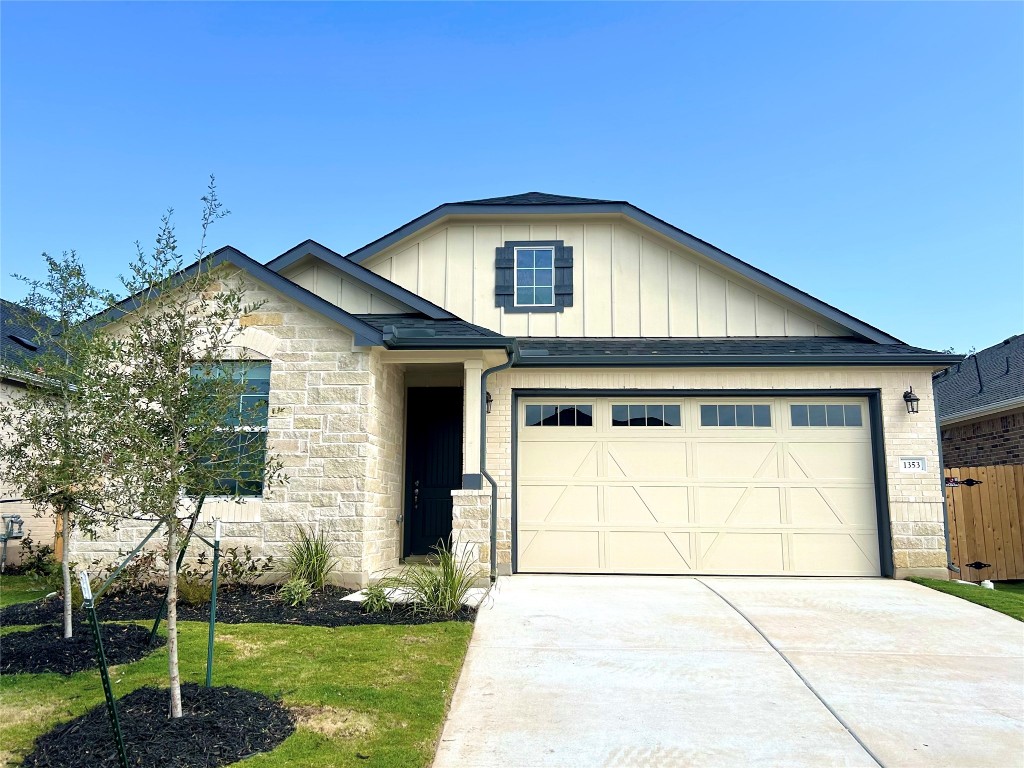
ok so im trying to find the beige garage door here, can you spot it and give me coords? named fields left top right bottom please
left=516, top=397, right=880, bottom=576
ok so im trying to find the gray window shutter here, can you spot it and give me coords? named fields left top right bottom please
left=554, top=245, right=573, bottom=308
left=494, top=245, right=514, bottom=308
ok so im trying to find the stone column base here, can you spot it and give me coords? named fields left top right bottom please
left=451, top=490, right=491, bottom=580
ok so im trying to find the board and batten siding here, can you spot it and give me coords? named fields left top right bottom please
left=358, top=217, right=846, bottom=338
left=282, top=261, right=406, bottom=315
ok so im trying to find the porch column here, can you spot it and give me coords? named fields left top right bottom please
left=462, top=359, right=483, bottom=485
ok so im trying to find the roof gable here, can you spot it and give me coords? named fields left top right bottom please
left=333, top=195, right=902, bottom=344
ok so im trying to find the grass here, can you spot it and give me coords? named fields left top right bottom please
left=0, top=574, right=49, bottom=608
left=0, top=577, right=473, bottom=767
left=911, top=578, right=1024, bottom=622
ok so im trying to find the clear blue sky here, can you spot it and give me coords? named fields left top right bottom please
left=2, top=2, right=1021, bottom=352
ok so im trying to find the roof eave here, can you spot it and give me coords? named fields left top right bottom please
left=514, top=353, right=964, bottom=368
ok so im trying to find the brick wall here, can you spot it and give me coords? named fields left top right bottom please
left=941, top=408, right=1024, bottom=468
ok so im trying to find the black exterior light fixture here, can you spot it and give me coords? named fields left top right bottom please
left=903, top=387, right=920, bottom=414
left=485, top=391, right=493, bottom=414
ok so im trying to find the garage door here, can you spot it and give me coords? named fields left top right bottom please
left=516, top=397, right=880, bottom=576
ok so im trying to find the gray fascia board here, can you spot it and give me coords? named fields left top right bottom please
left=342, top=201, right=904, bottom=344
left=265, top=239, right=454, bottom=320
left=95, top=247, right=385, bottom=347
left=513, top=353, right=963, bottom=367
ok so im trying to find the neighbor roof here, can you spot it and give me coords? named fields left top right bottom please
left=0, top=298, right=51, bottom=368
left=516, top=337, right=962, bottom=367
left=291, top=192, right=906, bottom=345
left=933, top=334, right=1024, bottom=423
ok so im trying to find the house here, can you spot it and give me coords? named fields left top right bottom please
left=933, top=334, right=1023, bottom=582
left=73, top=193, right=961, bottom=585
left=934, top=334, right=1024, bottom=468
left=0, top=298, right=58, bottom=565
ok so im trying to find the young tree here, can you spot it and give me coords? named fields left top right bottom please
left=94, top=180, right=284, bottom=717
left=0, top=253, right=112, bottom=639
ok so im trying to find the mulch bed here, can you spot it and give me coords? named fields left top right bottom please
left=1, top=585, right=476, bottom=629
left=21, top=683, right=295, bottom=767
left=1, top=622, right=165, bottom=676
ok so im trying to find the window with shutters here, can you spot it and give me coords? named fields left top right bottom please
left=495, top=240, right=573, bottom=313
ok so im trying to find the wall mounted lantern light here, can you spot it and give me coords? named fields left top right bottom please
left=485, top=391, right=493, bottom=414
left=902, top=387, right=920, bottom=414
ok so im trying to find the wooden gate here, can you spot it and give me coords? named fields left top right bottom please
left=946, top=465, right=1024, bottom=582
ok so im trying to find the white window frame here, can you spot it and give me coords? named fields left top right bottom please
left=513, top=246, right=556, bottom=308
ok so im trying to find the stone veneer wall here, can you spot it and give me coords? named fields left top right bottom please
left=483, top=366, right=949, bottom=580
left=941, top=409, right=1024, bottom=469
left=71, top=270, right=389, bottom=588
left=451, top=490, right=491, bottom=581
left=363, top=354, right=405, bottom=576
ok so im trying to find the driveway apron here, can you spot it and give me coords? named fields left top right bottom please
left=432, top=575, right=1023, bottom=768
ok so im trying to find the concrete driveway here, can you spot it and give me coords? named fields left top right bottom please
left=433, top=576, right=1023, bottom=768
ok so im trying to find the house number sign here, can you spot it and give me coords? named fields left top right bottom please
left=899, top=457, right=927, bottom=473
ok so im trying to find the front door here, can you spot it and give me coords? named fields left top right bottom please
left=404, top=387, right=464, bottom=557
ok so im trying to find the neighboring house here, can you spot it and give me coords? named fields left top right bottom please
left=74, top=193, right=960, bottom=585
left=0, top=298, right=58, bottom=565
left=934, top=335, right=1024, bottom=468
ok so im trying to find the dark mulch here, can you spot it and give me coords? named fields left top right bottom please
left=1, top=622, right=165, bottom=676
left=22, top=683, right=295, bottom=767
left=0, top=585, right=476, bottom=629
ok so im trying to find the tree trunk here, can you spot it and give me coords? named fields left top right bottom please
left=61, top=505, right=73, bottom=640
left=167, top=521, right=183, bottom=718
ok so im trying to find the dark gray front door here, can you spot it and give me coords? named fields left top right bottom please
left=404, top=387, right=463, bottom=556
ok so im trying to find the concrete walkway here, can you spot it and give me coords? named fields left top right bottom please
left=433, top=575, right=1024, bottom=768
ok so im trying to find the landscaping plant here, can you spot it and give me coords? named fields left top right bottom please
left=85, top=180, right=285, bottom=718
left=361, top=582, right=393, bottom=613
left=0, top=252, right=113, bottom=639
left=216, top=545, right=275, bottom=588
left=285, top=527, right=337, bottom=590
left=391, top=540, right=478, bottom=618
left=279, top=577, right=313, bottom=607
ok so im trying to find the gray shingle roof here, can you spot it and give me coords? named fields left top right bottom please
left=456, top=192, right=617, bottom=206
left=354, top=314, right=504, bottom=338
left=516, top=337, right=960, bottom=366
left=0, top=298, right=51, bottom=370
left=933, top=334, right=1024, bottom=421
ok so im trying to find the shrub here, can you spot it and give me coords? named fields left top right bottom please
left=361, top=582, right=393, bottom=614
left=8, top=535, right=56, bottom=578
left=279, top=577, right=313, bottom=607
left=285, top=528, right=337, bottom=590
left=391, top=540, right=478, bottom=618
left=218, top=545, right=274, bottom=589
left=177, top=576, right=213, bottom=606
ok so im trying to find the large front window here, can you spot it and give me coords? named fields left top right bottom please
left=194, top=361, right=271, bottom=496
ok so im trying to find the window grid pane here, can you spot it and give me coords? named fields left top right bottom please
left=526, top=404, right=595, bottom=427
left=702, top=404, right=772, bottom=428
left=612, top=404, right=684, bottom=427
left=790, top=403, right=864, bottom=428
left=513, top=247, right=555, bottom=307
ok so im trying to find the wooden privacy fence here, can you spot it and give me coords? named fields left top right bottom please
left=946, top=465, right=1024, bottom=582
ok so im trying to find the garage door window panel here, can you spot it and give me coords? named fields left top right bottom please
left=700, top=404, right=771, bottom=428
left=790, top=403, right=863, bottom=428
left=612, top=403, right=681, bottom=427
left=525, top=404, right=593, bottom=427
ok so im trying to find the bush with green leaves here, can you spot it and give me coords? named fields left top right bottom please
left=285, top=527, right=337, bottom=590
left=390, top=540, right=479, bottom=618
left=279, top=577, right=313, bottom=607
left=361, top=582, right=394, bottom=614
left=177, top=576, right=213, bottom=606
left=217, top=545, right=275, bottom=589
left=9, top=535, right=56, bottom=578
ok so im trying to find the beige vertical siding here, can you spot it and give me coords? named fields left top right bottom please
left=361, top=216, right=846, bottom=338
left=282, top=262, right=406, bottom=315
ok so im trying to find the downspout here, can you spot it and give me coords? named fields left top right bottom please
left=934, top=390, right=959, bottom=577
left=480, top=343, right=518, bottom=583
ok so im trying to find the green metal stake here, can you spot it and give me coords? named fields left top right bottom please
left=205, top=520, right=222, bottom=687
left=149, top=513, right=199, bottom=646
left=81, top=572, right=129, bottom=768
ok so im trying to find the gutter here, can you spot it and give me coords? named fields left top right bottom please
left=513, top=353, right=964, bottom=368
left=479, top=342, right=519, bottom=583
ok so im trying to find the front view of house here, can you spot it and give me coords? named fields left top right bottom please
left=78, top=193, right=960, bottom=585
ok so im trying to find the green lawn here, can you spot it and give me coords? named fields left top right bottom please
left=911, top=578, right=1024, bottom=622
left=0, top=578, right=473, bottom=767
left=0, top=574, right=49, bottom=608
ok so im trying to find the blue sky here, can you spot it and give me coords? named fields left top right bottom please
left=2, top=2, right=1021, bottom=352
